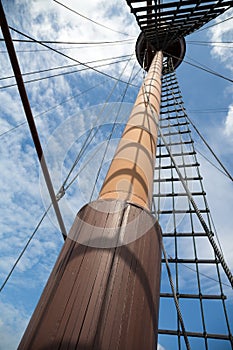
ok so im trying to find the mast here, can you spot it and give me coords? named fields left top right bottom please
left=17, top=51, right=164, bottom=350
left=0, top=1, right=232, bottom=349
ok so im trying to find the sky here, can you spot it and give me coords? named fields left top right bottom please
left=0, top=1, right=233, bottom=350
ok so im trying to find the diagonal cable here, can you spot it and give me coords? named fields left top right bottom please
left=0, top=1, right=67, bottom=239
left=8, top=26, right=139, bottom=88
left=53, top=0, right=130, bottom=37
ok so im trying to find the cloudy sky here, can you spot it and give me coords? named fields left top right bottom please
left=0, top=1, right=232, bottom=349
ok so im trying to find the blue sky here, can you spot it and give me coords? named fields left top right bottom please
left=0, top=1, right=233, bottom=349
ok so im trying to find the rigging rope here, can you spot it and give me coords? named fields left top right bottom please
left=195, top=15, right=233, bottom=33
left=8, top=26, right=139, bottom=88
left=53, top=0, right=130, bottom=37
left=179, top=261, right=232, bottom=289
left=0, top=57, right=134, bottom=90
left=0, top=41, right=134, bottom=53
left=196, top=147, right=232, bottom=180
left=163, top=63, right=233, bottom=182
left=58, top=68, right=142, bottom=194
left=161, top=238, right=192, bottom=350
left=186, top=115, right=233, bottom=182
left=60, top=54, right=135, bottom=196
left=187, top=41, right=233, bottom=45
left=0, top=38, right=135, bottom=45
left=0, top=204, right=52, bottom=293
left=0, top=4, right=67, bottom=239
left=151, top=199, right=192, bottom=348
left=187, top=41, right=233, bottom=49
left=0, top=56, right=136, bottom=293
left=188, top=107, right=228, bottom=114
left=163, top=51, right=233, bottom=84
left=186, top=53, right=233, bottom=83
left=0, top=54, right=133, bottom=82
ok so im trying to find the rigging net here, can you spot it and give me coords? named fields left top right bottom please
left=154, top=58, right=233, bottom=350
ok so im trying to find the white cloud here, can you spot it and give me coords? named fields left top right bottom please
left=223, top=104, right=233, bottom=137
left=209, top=9, right=233, bottom=72
left=157, top=344, right=166, bottom=350
left=208, top=9, right=233, bottom=141
left=0, top=300, right=29, bottom=350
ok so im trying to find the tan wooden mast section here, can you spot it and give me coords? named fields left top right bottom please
left=99, top=51, right=163, bottom=210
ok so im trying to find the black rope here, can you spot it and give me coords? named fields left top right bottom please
left=195, top=15, right=233, bottom=33
left=0, top=40, right=135, bottom=53
left=0, top=54, right=132, bottom=82
left=187, top=41, right=233, bottom=49
left=196, top=147, right=232, bottom=180
left=53, top=0, right=130, bottom=37
left=0, top=55, right=135, bottom=292
left=0, top=57, right=134, bottom=90
left=188, top=107, right=228, bottom=114
left=0, top=38, right=135, bottom=45
left=188, top=41, right=233, bottom=44
left=59, top=54, right=135, bottom=195
left=186, top=115, right=233, bottom=181
left=164, top=51, right=233, bottom=84
left=186, top=53, right=233, bottom=83
left=8, top=26, right=139, bottom=88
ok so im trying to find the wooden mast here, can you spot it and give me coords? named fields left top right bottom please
left=17, top=50, right=163, bottom=349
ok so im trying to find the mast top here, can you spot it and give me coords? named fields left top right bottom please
left=135, top=31, right=186, bottom=72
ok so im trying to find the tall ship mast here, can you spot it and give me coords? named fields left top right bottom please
left=0, top=1, right=233, bottom=349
